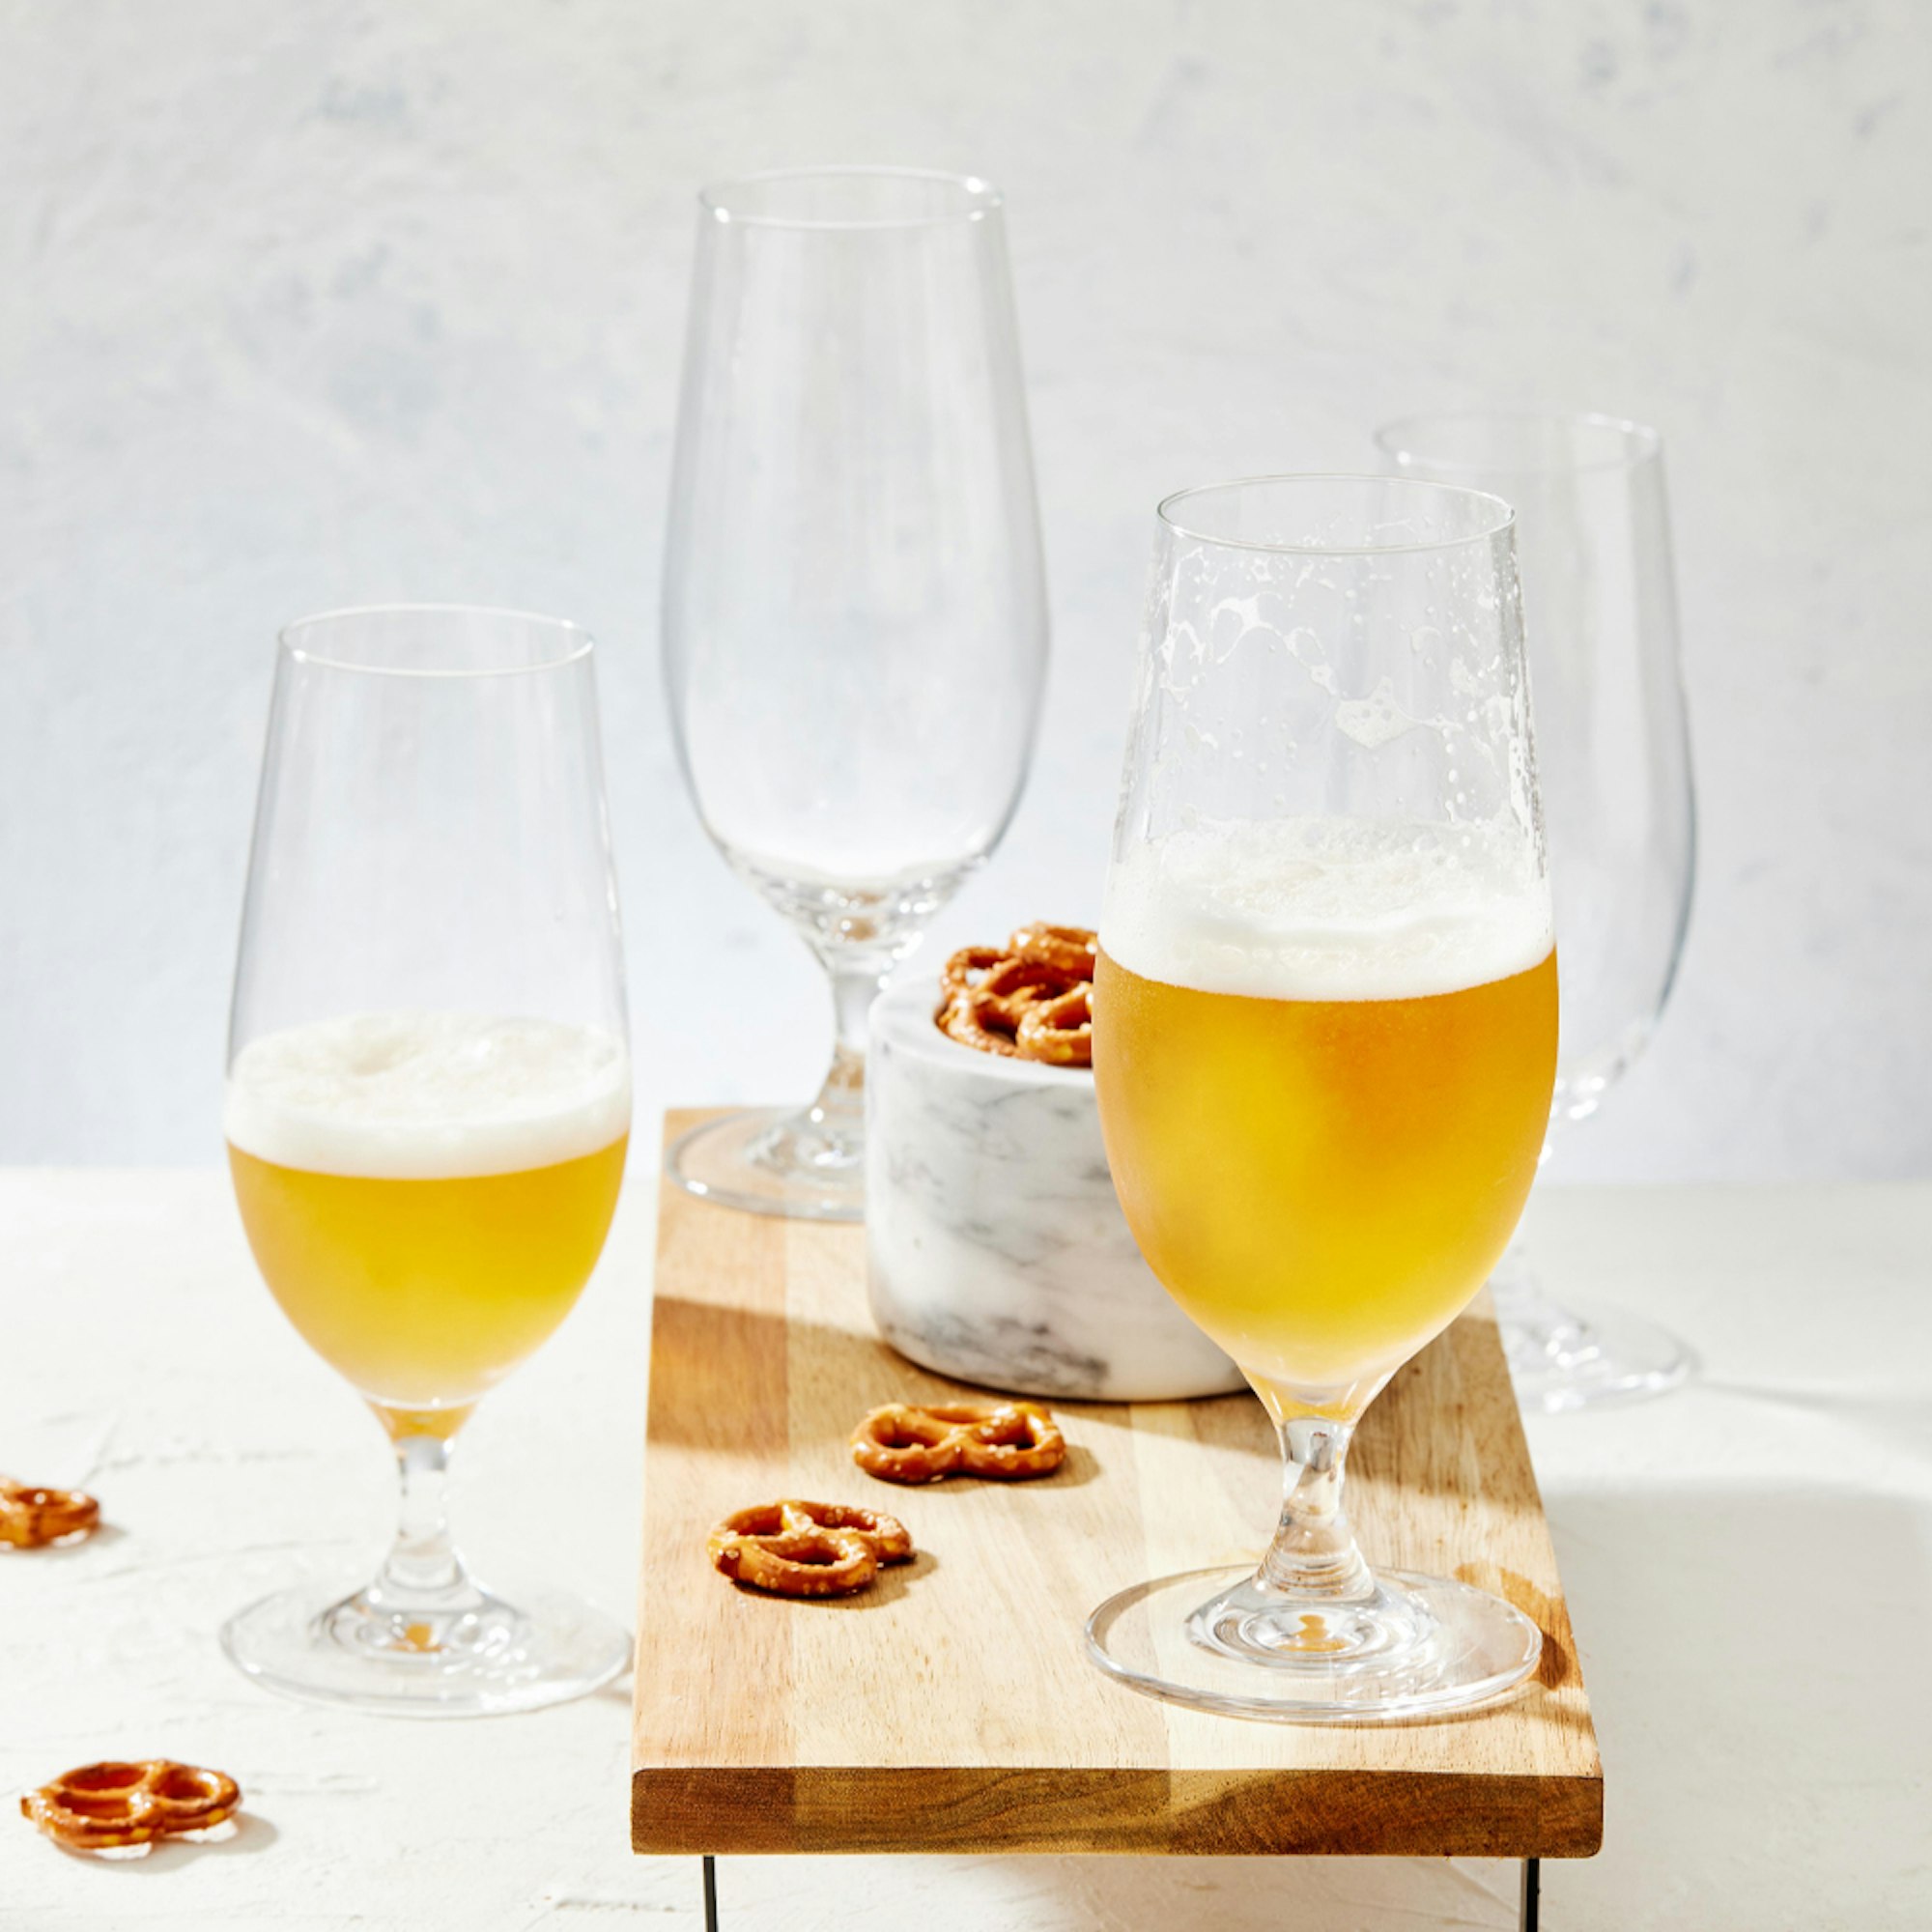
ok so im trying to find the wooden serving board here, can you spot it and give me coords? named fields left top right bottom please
left=632, top=1110, right=1602, bottom=1861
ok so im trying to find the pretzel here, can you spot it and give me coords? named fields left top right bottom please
left=1009, top=923, right=1097, bottom=980
left=708, top=1499, right=913, bottom=1599
left=940, top=945, right=1009, bottom=1002
left=20, top=1760, right=240, bottom=1852
left=848, top=1404, right=971, bottom=1482
left=851, top=1402, right=1067, bottom=1485
left=936, top=924, right=1097, bottom=1067
left=1015, top=983, right=1092, bottom=1067
left=955, top=1403, right=1067, bottom=1479
left=0, top=1478, right=100, bottom=1549
left=938, top=984, right=1027, bottom=1058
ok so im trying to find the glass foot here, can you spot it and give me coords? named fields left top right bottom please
left=220, top=1577, right=630, bottom=1718
left=1502, top=1291, right=1698, bottom=1414
left=1086, top=1564, right=1541, bottom=1723
left=666, top=1105, right=864, bottom=1223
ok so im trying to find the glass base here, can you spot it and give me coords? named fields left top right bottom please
left=1502, top=1290, right=1698, bottom=1414
left=220, top=1577, right=630, bottom=1718
left=1086, top=1564, right=1541, bottom=1723
left=666, top=1104, right=865, bottom=1223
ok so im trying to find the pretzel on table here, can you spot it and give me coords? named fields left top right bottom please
left=0, top=1478, right=100, bottom=1550
left=20, top=1760, right=240, bottom=1853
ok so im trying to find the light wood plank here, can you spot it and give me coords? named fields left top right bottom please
left=633, top=1110, right=1602, bottom=1859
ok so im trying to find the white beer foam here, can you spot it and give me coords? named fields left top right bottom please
left=1102, top=816, right=1553, bottom=1002
left=225, top=1012, right=631, bottom=1179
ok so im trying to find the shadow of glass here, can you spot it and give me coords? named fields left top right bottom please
left=57, top=1809, right=281, bottom=1872
left=1699, top=1378, right=1932, bottom=1462
left=1, top=1521, right=129, bottom=1561
left=1542, top=1483, right=1932, bottom=1928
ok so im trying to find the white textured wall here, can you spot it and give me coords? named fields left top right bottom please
left=2, top=0, right=1926, bottom=1175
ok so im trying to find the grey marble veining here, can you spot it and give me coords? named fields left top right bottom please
left=864, top=980, right=1243, bottom=1402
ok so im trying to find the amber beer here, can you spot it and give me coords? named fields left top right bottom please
left=225, top=1013, right=629, bottom=1435
left=1094, top=822, right=1558, bottom=1402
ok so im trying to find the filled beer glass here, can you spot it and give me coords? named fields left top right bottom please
left=221, top=606, right=632, bottom=1717
left=1088, top=477, right=1558, bottom=1720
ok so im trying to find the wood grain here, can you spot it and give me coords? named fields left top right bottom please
left=633, top=1110, right=1602, bottom=1860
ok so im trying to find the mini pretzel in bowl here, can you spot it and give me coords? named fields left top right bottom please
left=1014, top=983, right=1092, bottom=1067
left=1009, top=923, right=1097, bottom=980
left=934, top=923, right=1096, bottom=1068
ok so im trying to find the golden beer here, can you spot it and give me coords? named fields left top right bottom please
left=1093, top=946, right=1557, bottom=1397
left=225, top=1013, right=630, bottom=1435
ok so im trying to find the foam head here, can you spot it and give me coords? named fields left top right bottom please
left=1101, top=816, right=1553, bottom=1001
left=224, top=1012, right=632, bottom=1179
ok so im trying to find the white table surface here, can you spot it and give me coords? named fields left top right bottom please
left=2, top=1169, right=1926, bottom=1930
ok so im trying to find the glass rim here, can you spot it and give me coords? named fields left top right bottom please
left=696, top=165, right=1003, bottom=231
left=276, top=604, right=596, bottom=680
left=1373, top=410, right=1662, bottom=477
left=1155, top=472, right=1515, bottom=558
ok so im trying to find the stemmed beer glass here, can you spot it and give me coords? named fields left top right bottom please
left=1377, top=413, right=1697, bottom=1410
left=222, top=607, right=632, bottom=1716
left=1089, top=478, right=1557, bottom=1719
left=663, top=167, right=1048, bottom=1222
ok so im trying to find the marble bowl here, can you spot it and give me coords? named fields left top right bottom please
left=864, top=978, right=1245, bottom=1402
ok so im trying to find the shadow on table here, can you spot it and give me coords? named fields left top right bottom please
left=715, top=1849, right=1523, bottom=1931
left=1698, top=1377, right=1932, bottom=1462
left=708, top=1483, right=1931, bottom=1932
left=6, top=1521, right=129, bottom=1562
left=48, top=1808, right=280, bottom=1874
left=1536, top=1482, right=1932, bottom=1931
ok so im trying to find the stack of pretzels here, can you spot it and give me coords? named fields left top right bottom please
left=936, top=923, right=1096, bottom=1067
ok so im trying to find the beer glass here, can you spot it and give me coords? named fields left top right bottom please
left=1088, top=477, right=1557, bottom=1719
left=1377, top=413, right=1696, bottom=1409
left=222, top=606, right=632, bottom=1716
left=663, top=167, right=1048, bottom=1222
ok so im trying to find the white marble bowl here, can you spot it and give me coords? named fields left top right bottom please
left=864, top=978, right=1244, bottom=1402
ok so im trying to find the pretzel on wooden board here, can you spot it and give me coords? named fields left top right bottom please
left=708, top=1498, right=914, bottom=1599
left=850, top=1402, right=1066, bottom=1485
left=20, top=1760, right=240, bottom=1853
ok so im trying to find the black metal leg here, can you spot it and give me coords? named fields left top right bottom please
left=702, top=1855, right=719, bottom=1932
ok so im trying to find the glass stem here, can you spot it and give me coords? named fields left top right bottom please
left=1259, top=1414, right=1376, bottom=1603
left=806, top=958, right=890, bottom=1136
left=1492, top=1243, right=1599, bottom=1360
left=373, top=1434, right=477, bottom=1608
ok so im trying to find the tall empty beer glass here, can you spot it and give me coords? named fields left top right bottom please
left=1089, top=478, right=1558, bottom=1720
left=222, top=606, right=632, bottom=1716
left=663, top=167, right=1048, bottom=1222
left=1378, top=412, right=1696, bottom=1409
